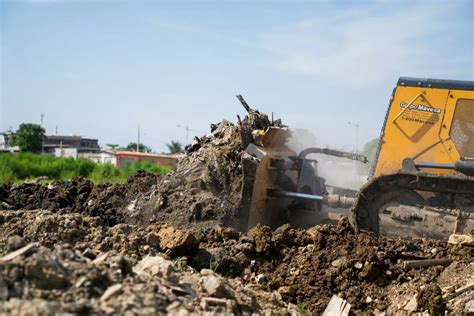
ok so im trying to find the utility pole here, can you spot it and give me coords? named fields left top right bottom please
left=347, top=121, right=359, bottom=154
left=177, top=124, right=189, bottom=144
left=40, top=113, right=45, bottom=154
left=137, top=124, right=140, bottom=152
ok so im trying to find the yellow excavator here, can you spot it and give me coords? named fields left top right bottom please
left=352, top=77, right=474, bottom=239
left=238, top=77, right=474, bottom=239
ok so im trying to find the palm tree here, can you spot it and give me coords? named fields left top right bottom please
left=166, top=141, right=183, bottom=154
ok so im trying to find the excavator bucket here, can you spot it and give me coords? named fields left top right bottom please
left=236, top=95, right=369, bottom=230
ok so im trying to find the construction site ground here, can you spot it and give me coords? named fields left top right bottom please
left=0, top=121, right=472, bottom=315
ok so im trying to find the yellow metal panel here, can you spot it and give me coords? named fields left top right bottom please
left=373, top=86, right=474, bottom=177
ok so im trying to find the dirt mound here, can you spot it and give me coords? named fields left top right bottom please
left=0, top=210, right=296, bottom=314
left=0, top=170, right=160, bottom=225
left=0, top=210, right=472, bottom=314
left=0, top=122, right=254, bottom=231
left=194, top=217, right=471, bottom=314
left=134, top=122, right=257, bottom=230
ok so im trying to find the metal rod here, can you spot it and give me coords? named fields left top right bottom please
left=279, top=191, right=324, bottom=201
left=415, top=162, right=455, bottom=169
left=403, top=258, right=452, bottom=269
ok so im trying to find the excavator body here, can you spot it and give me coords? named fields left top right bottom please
left=352, top=77, right=474, bottom=239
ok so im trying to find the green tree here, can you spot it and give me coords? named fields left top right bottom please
left=361, top=138, right=380, bottom=163
left=125, top=142, right=151, bottom=153
left=11, top=123, right=45, bottom=152
left=166, top=141, right=183, bottom=154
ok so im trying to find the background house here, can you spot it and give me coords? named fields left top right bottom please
left=113, top=151, right=180, bottom=168
left=46, top=135, right=100, bottom=157
left=0, top=132, right=19, bottom=152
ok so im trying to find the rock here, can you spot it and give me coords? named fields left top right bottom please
left=74, top=276, right=87, bottom=288
left=92, top=252, right=109, bottom=265
left=144, top=232, right=160, bottom=249
left=110, top=255, right=133, bottom=276
left=201, top=275, right=234, bottom=299
left=0, top=276, right=9, bottom=300
left=24, top=252, right=69, bottom=290
left=100, top=284, right=122, bottom=302
left=354, top=262, right=363, bottom=269
left=417, top=284, right=445, bottom=315
left=208, top=247, right=243, bottom=277
left=6, top=235, right=26, bottom=253
left=200, top=297, right=236, bottom=311
left=247, top=224, right=273, bottom=253
left=170, top=284, right=195, bottom=297
left=192, top=247, right=243, bottom=277
left=403, top=295, right=417, bottom=313
left=233, top=242, right=254, bottom=255
left=82, top=248, right=96, bottom=260
left=133, top=255, right=177, bottom=283
left=158, top=225, right=198, bottom=257
left=331, top=258, right=346, bottom=268
left=0, top=243, right=37, bottom=262
left=1, top=298, right=60, bottom=315
left=465, top=300, right=474, bottom=313
left=217, top=226, right=239, bottom=241
left=256, top=274, right=267, bottom=285
left=360, top=263, right=381, bottom=281
left=277, top=286, right=295, bottom=296
left=448, top=234, right=474, bottom=246
left=200, top=269, right=214, bottom=276
left=192, top=249, right=213, bottom=271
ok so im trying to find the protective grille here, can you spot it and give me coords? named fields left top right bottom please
left=450, top=99, right=474, bottom=158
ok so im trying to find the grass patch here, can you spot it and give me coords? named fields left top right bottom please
left=0, top=152, right=170, bottom=184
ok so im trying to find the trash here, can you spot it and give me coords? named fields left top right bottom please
left=322, top=295, right=351, bottom=316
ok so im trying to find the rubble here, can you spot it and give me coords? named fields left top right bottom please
left=0, top=208, right=471, bottom=314
left=0, top=109, right=472, bottom=314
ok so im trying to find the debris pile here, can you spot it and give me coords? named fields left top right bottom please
left=0, top=210, right=294, bottom=314
left=0, top=104, right=271, bottom=231
left=0, top=210, right=472, bottom=314
left=0, top=170, right=160, bottom=225
left=134, top=121, right=256, bottom=230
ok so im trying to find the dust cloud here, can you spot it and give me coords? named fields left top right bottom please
left=286, top=129, right=369, bottom=190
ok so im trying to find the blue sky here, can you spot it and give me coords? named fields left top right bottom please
left=1, top=0, right=473, bottom=152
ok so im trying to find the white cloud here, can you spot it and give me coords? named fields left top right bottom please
left=258, top=2, right=472, bottom=86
